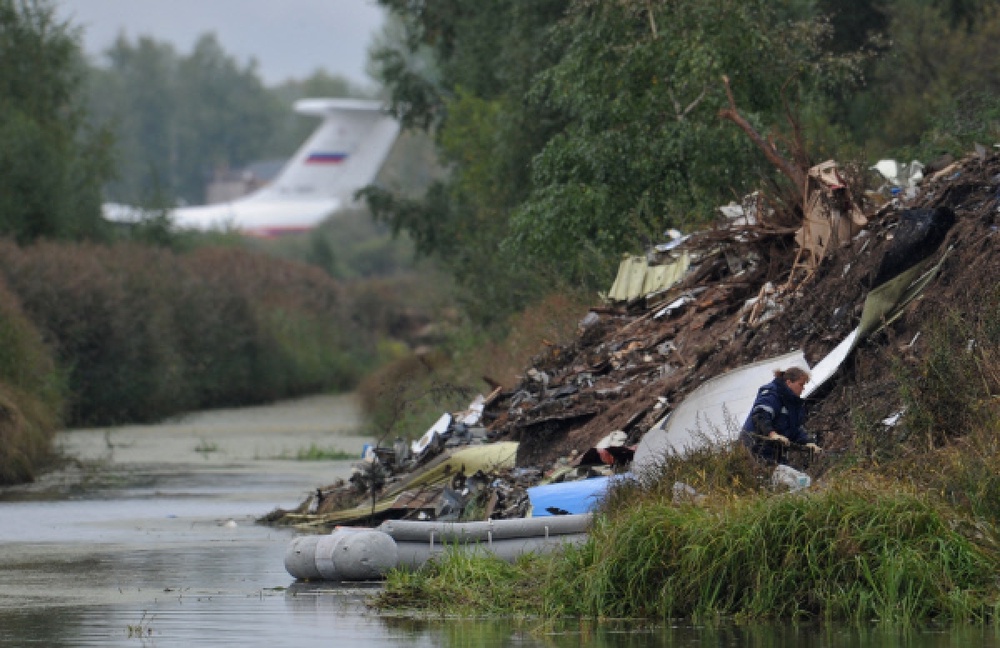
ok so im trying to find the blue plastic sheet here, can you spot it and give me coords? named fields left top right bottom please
left=527, top=477, right=612, bottom=516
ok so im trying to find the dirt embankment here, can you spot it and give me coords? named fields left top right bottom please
left=485, top=151, right=1000, bottom=471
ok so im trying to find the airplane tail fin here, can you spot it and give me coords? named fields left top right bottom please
left=104, top=98, right=401, bottom=235
left=249, top=98, right=401, bottom=208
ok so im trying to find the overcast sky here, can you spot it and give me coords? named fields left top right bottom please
left=54, top=0, right=388, bottom=87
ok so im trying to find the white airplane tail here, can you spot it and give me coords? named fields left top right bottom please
left=105, top=98, right=401, bottom=237
left=248, top=98, right=401, bottom=209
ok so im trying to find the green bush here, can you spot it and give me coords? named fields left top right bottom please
left=0, top=274, right=64, bottom=484
left=0, top=238, right=375, bottom=426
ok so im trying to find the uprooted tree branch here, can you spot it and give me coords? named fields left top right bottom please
left=717, top=74, right=807, bottom=201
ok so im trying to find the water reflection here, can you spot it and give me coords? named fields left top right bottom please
left=4, top=546, right=1000, bottom=648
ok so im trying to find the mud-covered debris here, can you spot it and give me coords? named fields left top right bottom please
left=266, top=148, right=1000, bottom=530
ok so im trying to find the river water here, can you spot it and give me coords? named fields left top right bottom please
left=1, top=394, right=999, bottom=647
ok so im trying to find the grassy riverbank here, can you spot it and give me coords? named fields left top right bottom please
left=373, top=473, right=1000, bottom=623
left=373, top=418, right=1000, bottom=624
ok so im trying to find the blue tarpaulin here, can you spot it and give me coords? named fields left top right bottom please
left=527, top=477, right=612, bottom=516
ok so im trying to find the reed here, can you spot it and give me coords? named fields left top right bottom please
left=375, top=548, right=548, bottom=616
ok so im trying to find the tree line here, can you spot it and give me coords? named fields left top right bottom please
left=86, top=34, right=371, bottom=208
left=0, top=0, right=380, bottom=244
left=365, top=0, right=1000, bottom=324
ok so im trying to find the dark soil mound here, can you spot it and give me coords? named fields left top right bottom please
left=486, top=151, right=1000, bottom=471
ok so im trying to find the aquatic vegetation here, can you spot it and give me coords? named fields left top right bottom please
left=292, top=444, right=354, bottom=461
left=194, top=439, right=219, bottom=454
left=125, top=612, right=155, bottom=638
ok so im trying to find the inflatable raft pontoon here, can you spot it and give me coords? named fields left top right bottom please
left=284, top=513, right=591, bottom=581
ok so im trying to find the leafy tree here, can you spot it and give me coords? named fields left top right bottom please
left=369, top=0, right=865, bottom=305
left=509, top=0, right=863, bottom=278
left=0, top=0, right=113, bottom=242
left=856, top=0, right=1000, bottom=155
left=88, top=33, right=283, bottom=206
left=87, top=36, right=179, bottom=207
left=368, top=1, right=571, bottom=324
left=173, top=35, right=283, bottom=203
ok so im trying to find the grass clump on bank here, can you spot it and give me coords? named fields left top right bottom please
left=373, top=481, right=1000, bottom=624
left=375, top=549, right=551, bottom=616
left=0, top=275, right=64, bottom=485
left=292, top=444, right=355, bottom=461
left=554, top=483, right=998, bottom=623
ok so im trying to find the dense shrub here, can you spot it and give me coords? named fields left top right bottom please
left=0, top=275, right=64, bottom=484
left=0, top=238, right=374, bottom=425
left=354, top=289, right=591, bottom=443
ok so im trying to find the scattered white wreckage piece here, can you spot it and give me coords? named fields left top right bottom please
left=772, top=464, right=812, bottom=492
left=718, top=202, right=746, bottom=222
left=882, top=410, right=905, bottom=427
left=872, top=159, right=925, bottom=189
left=654, top=294, right=694, bottom=319
left=632, top=350, right=808, bottom=475
left=742, top=281, right=783, bottom=326
left=802, top=329, right=859, bottom=399
left=655, top=229, right=690, bottom=252
left=871, top=159, right=925, bottom=202
left=455, top=394, right=486, bottom=426
left=718, top=191, right=770, bottom=227
left=411, top=412, right=452, bottom=455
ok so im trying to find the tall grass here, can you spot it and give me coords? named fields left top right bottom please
left=892, top=294, right=1000, bottom=449
left=376, top=483, right=1000, bottom=624
left=851, top=285, right=1000, bottom=524
left=548, top=483, right=998, bottom=623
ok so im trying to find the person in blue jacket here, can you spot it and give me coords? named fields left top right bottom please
left=740, top=367, right=822, bottom=463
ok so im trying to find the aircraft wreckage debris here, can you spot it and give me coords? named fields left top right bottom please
left=265, top=148, right=1000, bottom=554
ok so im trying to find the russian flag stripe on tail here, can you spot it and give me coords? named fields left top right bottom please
left=306, top=152, right=347, bottom=164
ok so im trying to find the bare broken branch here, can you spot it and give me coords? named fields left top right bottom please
left=717, top=75, right=806, bottom=199
left=645, top=0, right=658, bottom=38
left=668, top=85, right=707, bottom=122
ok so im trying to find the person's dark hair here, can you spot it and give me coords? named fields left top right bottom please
left=774, top=367, right=810, bottom=384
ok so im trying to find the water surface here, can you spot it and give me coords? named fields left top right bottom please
left=1, top=394, right=997, bottom=646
